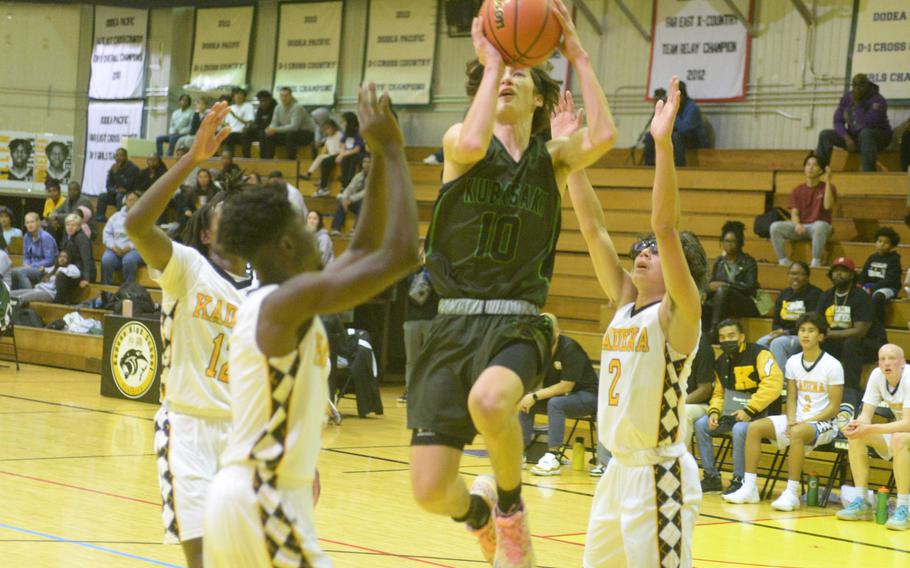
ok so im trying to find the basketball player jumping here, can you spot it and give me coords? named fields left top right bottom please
left=202, top=84, right=418, bottom=567
left=124, top=102, right=252, bottom=568
left=564, top=77, right=707, bottom=568
left=406, top=1, right=615, bottom=565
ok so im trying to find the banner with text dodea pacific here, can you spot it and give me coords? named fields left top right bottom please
left=363, top=0, right=437, bottom=105
left=89, top=6, right=148, bottom=100
left=83, top=102, right=144, bottom=196
left=274, top=2, right=343, bottom=106
left=188, top=6, right=254, bottom=90
left=850, top=0, right=910, bottom=100
left=648, top=0, right=752, bottom=102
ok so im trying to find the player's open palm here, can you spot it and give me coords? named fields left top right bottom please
left=189, top=101, right=232, bottom=163
left=649, top=76, right=681, bottom=144
left=553, top=0, right=585, bottom=63
left=358, top=83, right=403, bottom=149
left=471, top=16, right=502, bottom=68
left=550, top=90, right=583, bottom=139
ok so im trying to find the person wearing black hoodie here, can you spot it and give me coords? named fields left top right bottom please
left=861, top=227, right=902, bottom=323
left=703, top=220, right=760, bottom=338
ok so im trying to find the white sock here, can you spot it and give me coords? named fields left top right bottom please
left=855, top=487, right=867, bottom=503
left=786, top=480, right=800, bottom=494
left=743, top=472, right=758, bottom=489
left=898, top=494, right=910, bottom=508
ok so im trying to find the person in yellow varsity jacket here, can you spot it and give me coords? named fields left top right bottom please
left=694, top=319, right=783, bottom=496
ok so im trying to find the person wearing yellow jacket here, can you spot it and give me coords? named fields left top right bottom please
left=694, top=319, right=783, bottom=495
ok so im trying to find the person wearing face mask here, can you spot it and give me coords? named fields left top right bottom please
left=757, top=260, right=823, bottom=371
left=695, top=319, right=783, bottom=496
left=817, top=257, right=887, bottom=394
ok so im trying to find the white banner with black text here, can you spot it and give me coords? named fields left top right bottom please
left=274, top=2, right=343, bottom=106
left=188, top=6, right=254, bottom=90
left=850, top=0, right=910, bottom=101
left=83, top=102, right=144, bottom=196
left=90, top=6, right=148, bottom=100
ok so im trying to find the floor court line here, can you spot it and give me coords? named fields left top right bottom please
left=0, top=470, right=160, bottom=506
left=0, top=393, right=154, bottom=421
left=0, top=452, right=154, bottom=463
left=319, top=537, right=460, bottom=567
left=695, top=511, right=832, bottom=526
left=0, top=522, right=182, bottom=567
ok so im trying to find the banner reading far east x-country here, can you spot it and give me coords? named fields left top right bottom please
left=89, top=6, right=148, bottom=100
left=363, top=0, right=437, bottom=104
left=274, top=2, right=343, bottom=106
left=188, top=6, right=254, bottom=90
left=83, top=101, right=144, bottom=196
left=850, top=0, right=910, bottom=101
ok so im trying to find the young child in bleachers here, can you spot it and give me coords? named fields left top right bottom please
left=861, top=227, right=902, bottom=323
left=302, top=119, right=343, bottom=191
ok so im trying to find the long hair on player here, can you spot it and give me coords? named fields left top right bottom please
left=464, top=59, right=561, bottom=135
left=635, top=230, right=709, bottom=294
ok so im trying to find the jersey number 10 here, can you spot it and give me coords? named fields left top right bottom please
left=474, top=212, right=522, bottom=262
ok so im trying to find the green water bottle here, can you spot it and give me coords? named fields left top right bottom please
left=807, top=472, right=818, bottom=507
left=876, top=487, right=890, bottom=524
left=572, top=437, right=585, bottom=471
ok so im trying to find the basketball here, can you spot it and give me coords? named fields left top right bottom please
left=481, top=0, right=563, bottom=68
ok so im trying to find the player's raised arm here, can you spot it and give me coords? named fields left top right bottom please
left=125, top=102, right=231, bottom=271
left=547, top=0, right=615, bottom=173
left=442, top=17, right=504, bottom=174
left=652, top=77, right=702, bottom=354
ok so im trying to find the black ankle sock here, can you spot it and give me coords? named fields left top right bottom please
left=452, top=494, right=491, bottom=530
left=497, top=485, right=522, bottom=515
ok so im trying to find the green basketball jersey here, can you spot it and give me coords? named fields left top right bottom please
left=425, top=135, right=561, bottom=307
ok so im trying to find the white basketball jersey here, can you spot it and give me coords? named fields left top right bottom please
left=220, top=285, right=329, bottom=484
left=862, top=366, right=910, bottom=421
left=152, top=242, right=251, bottom=418
left=598, top=301, right=696, bottom=463
left=784, top=351, right=844, bottom=422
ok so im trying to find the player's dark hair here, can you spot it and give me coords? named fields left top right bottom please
left=638, top=230, right=708, bottom=293
left=464, top=59, right=561, bottom=135
left=219, top=184, right=296, bottom=261
left=182, top=191, right=227, bottom=257
left=717, top=318, right=742, bottom=333
left=876, top=226, right=900, bottom=247
left=803, top=151, right=820, bottom=167
left=9, top=138, right=31, bottom=153
left=342, top=112, right=359, bottom=138
left=789, top=260, right=810, bottom=276
left=45, top=141, right=69, bottom=158
left=795, top=311, right=827, bottom=336
left=721, top=220, right=746, bottom=249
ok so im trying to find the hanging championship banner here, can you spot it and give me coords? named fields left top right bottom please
left=35, top=135, right=75, bottom=186
left=647, top=0, right=752, bottom=102
left=83, top=101, right=144, bottom=196
left=188, top=6, right=254, bottom=90
left=0, top=131, right=37, bottom=189
left=89, top=6, right=148, bottom=100
left=363, top=0, right=437, bottom=105
left=849, top=0, right=910, bottom=101
left=274, top=2, right=343, bottom=106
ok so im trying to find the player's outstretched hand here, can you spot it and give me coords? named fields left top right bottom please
left=649, top=76, right=680, bottom=145
left=471, top=16, right=503, bottom=68
left=358, top=82, right=403, bottom=151
left=189, top=101, right=232, bottom=163
left=553, top=0, right=586, bottom=63
left=550, top=90, right=583, bottom=139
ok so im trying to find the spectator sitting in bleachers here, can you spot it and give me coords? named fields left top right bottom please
left=684, top=331, right=716, bottom=450
left=260, top=87, right=316, bottom=160
left=816, top=74, right=892, bottom=172
left=315, top=111, right=366, bottom=197
left=643, top=80, right=707, bottom=167
left=221, top=87, right=255, bottom=157
left=861, top=227, right=902, bottom=323
left=835, top=344, right=910, bottom=529
left=214, top=148, right=241, bottom=184
left=519, top=313, right=599, bottom=476
left=50, top=181, right=93, bottom=232
left=135, top=154, right=167, bottom=194
left=245, top=171, right=262, bottom=185
left=95, top=148, right=140, bottom=222
left=703, top=221, right=760, bottom=338
left=302, top=119, right=343, bottom=190
left=311, top=107, right=333, bottom=147
left=0, top=206, right=22, bottom=244
left=769, top=153, right=836, bottom=268
left=331, top=154, right=369, bottom=236
left=244, top=90, right=277, bottom=157
left=306, top=211, right=334, bottom=267
left=101, top=191, right=144, bottom=285
left=0, top=235, right=10, bottom=289
left=60, top=213, right=95, bottom=287
left=174, top=98, right=210, bottom=154
left=818, top=257, right=887, bottom=394
left=156, top=94, right=193, bottom=157
left=696, top=319, right=783, bottom=495
left=11, top=212, right=57, bottom=290
left=757, top=261, right=823, bottom=371
left=266, top=170, right=307, bottom=215
left=41, top=179, right=64, bottom=220
left=725, top=312, right=843, bottom=511
left=10, top=249, right=80, bottom=307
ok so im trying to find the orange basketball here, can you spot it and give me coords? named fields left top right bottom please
left=481, top=0, right=562, bottom=68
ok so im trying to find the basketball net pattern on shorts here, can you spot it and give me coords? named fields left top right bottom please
left=153, top=408, right=180, bottom=543
left=249, top=352, right=313, bottom=568
left=653, top=458, right=683, bottom=568
left=657, top=349, right=686, bottom=446
left=158, top=302, right=177, bottom=400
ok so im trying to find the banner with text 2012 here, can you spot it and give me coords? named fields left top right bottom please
left=83, top=102, right=144, bottom=196
left=89, top=6, right=148, bottom=100
left=188, top=6, right=254, bottom=90
left=274, top=2, right=343, bottom=106
left=647, top=0, right=752, bottom=102
left=363, top=0, right=437, bottom=105
left=850, top=0, right=910, bottom=101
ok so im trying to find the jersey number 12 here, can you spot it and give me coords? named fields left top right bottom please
left=206, top=333, right=229, bottom=383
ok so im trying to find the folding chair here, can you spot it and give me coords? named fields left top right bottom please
left=556, top=416, right=598, bottom=464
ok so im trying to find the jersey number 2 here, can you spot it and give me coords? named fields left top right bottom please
left=474, top=213, right=521, bottom=262
left=607, top=359, right=621, bottom=406
left=206, top=333, right=229, bottom=383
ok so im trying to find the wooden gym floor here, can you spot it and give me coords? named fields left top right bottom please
left=1, top=364, right=909, bottom=567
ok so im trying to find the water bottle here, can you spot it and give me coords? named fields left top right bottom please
left=122, top=299, right=133, bottom=318
left=807, top=472, right=818, bottom=506
left=876, top=487, right=890, bottom=524
left=572, top=437, right=585, bottom=471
